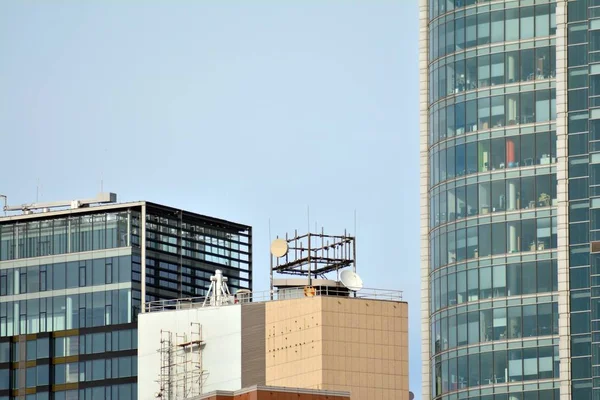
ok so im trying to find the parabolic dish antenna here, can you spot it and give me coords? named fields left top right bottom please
left=340, top=270, right=364, bottom=292
left=270, top=238, right=289, bottom=258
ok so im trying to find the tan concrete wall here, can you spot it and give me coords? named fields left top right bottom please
left=265, top=297, right=408, bottom=400
left=265, top=296, right=326, bottom=389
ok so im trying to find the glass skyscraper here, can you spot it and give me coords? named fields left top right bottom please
left=420, top=1, right=565, bottom=399
left=0, top=200, right=251, bottom=400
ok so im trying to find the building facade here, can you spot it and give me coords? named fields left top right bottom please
left=138, top=288, right=408, bottom=400
left=420, top=1, right=569, bottom=399
left=0, top=199, right=251, bottom=400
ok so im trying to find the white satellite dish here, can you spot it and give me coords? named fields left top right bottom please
left=270, top=238, right=288, bottom=258
left=340, top=270, right=363, bottom=292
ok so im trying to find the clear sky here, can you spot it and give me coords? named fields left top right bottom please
left=0, top=0, right=421, bottom=396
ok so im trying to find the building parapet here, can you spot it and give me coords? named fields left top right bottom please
left=144, top=285, right=403, bottom=313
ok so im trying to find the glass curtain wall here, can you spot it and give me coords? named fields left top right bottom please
left=427, top=1, right=559, bottom=400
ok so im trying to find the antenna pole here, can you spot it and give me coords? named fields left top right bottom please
left=354, top=209, right=357, bottom=273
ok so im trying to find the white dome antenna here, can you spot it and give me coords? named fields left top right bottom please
left=340, top=270, right=364, bottom=292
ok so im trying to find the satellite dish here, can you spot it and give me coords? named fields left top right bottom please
left=340, top=270, right=363, bottom=292
left=270, top=238, right=288, bottom=258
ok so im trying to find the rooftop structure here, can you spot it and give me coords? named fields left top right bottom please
left=139, top=266, right=408, bottom=400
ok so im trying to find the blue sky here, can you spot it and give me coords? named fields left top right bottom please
left=0, top=0, right=421, bottom=395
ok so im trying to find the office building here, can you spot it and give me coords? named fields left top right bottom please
left=0, top=193, right=251, bottom=400
left=138, top=279, right=408, bottom=400
left=138, top=232, right=409, bottom=400
left=417, top=0, right=600, bottom=399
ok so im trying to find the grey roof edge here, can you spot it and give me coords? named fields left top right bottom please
left=0, top=200, right=251, bottom=230
left=196, top=385, right=351, bottom=399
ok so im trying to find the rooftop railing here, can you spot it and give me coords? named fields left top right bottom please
left=144, top=286, right=403, bottom=313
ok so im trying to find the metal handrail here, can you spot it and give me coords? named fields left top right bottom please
left=145, top=286, right=403, bottom=313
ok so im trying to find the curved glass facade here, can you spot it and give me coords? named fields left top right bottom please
left=424, top=1, right=561, bottom=399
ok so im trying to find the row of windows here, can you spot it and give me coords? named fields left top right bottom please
left=429, top=4, right=556, bottom=61
left=0, top=256, right=132, bottom=297
left=429, top=89, right=556, bottom=146
left=146, top=213, right=250, bottom=247
left=431, top=259, right=558, bottom=314
left=0, top=357, right=137, bottom=390
left=431, top=132, right=557, bottom=187
left=432, top=345, right=558, bottom=397
left=0, top=329, right=137, bottom=363
left=0, top=213, right=129, bottom=261
left=432, top=303, right=558, bottom=355
left=435, top=389, right=560, bottom=400
left=53, top=356, right=136, bottom=384
left=54, top=383, right=137, bottom=400
left=430, top=217, right=557, bottom=271
left=0, top=289, right=134, bottom=336
left=430, top=45, right=556, bottom=105
left=431, top=173, right=557, bottom=228
left=428, top=0, right=555, bottom=21
left=147, top=239, right=247, bottom=267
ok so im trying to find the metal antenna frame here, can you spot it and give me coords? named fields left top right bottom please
left=269, top=229, right=356, bottom=292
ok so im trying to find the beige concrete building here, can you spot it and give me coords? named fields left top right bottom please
left=265, top=296, right=409, bottom=400
left=139, top=287, right=408, bottom=400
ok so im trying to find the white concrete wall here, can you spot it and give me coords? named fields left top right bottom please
left=138, top=305, right=243, bottom=400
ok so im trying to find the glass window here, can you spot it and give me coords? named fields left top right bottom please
left=479, top=182, right=491, bottom=214
left=523, top=305, right=538, bottom=337
left=569, top=44, right=588, bottom=67
left=478, top=140, right=491, bottom=172
left=480, top=352, right=494, bottom=384
left=37, top=364, right=49, bottom=386
left=507, top=263, right=521, bottom=296
left=521, top=49, right=535, bottom=82
left=505, top=9, right=519, bottom=41
left=92, top=359, right=105, bottom=381
left=494, top=350, right=508, bottom=383
left=509, top=349, right=523, bottom=382
left=491, top=95, right=504, bottom=128
left=492, top=222, right=506, bottom=255
left=520, top=7, right=534, bottom=39
left=491, top=179, right=505, bottom=211
left=468, top=353, right=480, bottom=387
left=521, top=92, right=535, bottom=124
left=53, top=263, right=65, bottom=290
left=468, top=311, right=479, bottom=344
left=466, top=14, right=477, bottom=48
left=54, top=364, right=66, bottom=384
left=37, top=337, right=49, bottom=359
left=538, top=303, right=553, bottom=336
left=66, top=262, right=79, bottom=289
left=478, top=224, right=491, bottom=258
left=506, top=178, right=519, bottom=212
left=26, top=366, right=36, bottom=387
left=480, top=267, right=492, bottom=299
left=26, top=340, right=36, bottom=361
left=493, top=307, right=507, bottom=340
left=535, top=5, right=550, bottom=37
left=0, top=369, right=8, bottom=390
left=491, top=10, right=504, bottom=43
left=491, top=53, right=505, bottom=86
left=506, top=51, right=519, bottom=83
left=455, top=16, right=465, bottom=51
left=480, top=309, right=493, bottom=342
left=466, top=142, right=477, bottom=174
left=505, top=94, right=519, bottom=126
